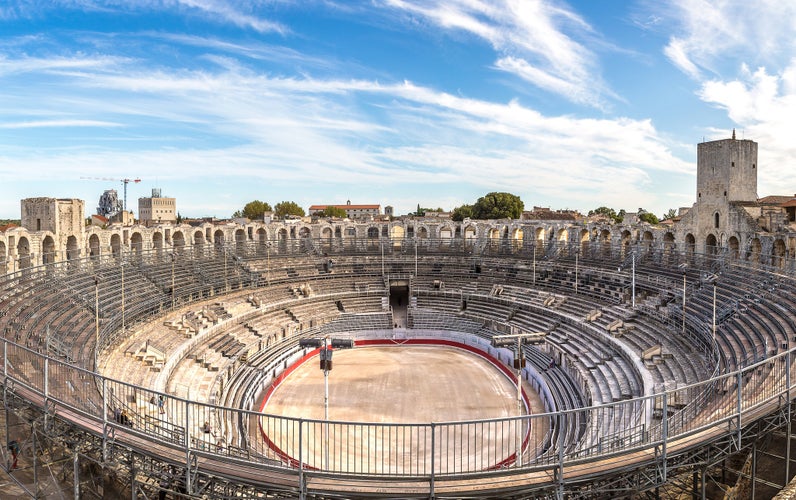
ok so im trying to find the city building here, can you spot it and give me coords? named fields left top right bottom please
left=138, top=188, right=177, bottom=226
left=308, top=200, right=380, bottom=220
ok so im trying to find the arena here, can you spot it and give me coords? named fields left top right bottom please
left=1, top=231, right=796, bottom=499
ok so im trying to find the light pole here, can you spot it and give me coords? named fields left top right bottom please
left=712, top=280, right=717, bottom=342
left=532, top=242, right=536, bottom=287
left=414, top=237, right=418, bottom=277
left=631, top=250, right=636, bottom=309
left=574, top=248, right=579, bottom=295
left=491, top=331, right=547, bottom=467
left=266, top=242, right=271, bottom=284
left=170, top=252, right=176, bottom=311
left=680, top=264, right=687, bottom=334
left=94, top=277, right=100, bottom=370
left=120, top=251, right=126, bottom=335
left=223, top=245, right=228, bottom=291
left=299, top=337, right=355, bottom=470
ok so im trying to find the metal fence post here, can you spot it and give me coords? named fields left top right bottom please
left=430, top=422, right=435, bottom=498
left=299, top=418, right=305, bottom=500
left=185, top=399, right=192, bottom=493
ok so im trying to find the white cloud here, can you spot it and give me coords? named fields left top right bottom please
left=699, top=63, right=796, bottom=194
left=0, top=48, right=690, bottom=217
left=382, top=0, right=611, bottom=108
left=173, top=0, right=287, bottom=34
left=0, top=119, right=122, bottom=128
left=658, top=0, right=796, bottom=78
left=652, top=1, right=796, bottom=197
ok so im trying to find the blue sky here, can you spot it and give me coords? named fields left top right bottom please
left=1, top=0, right=795, bottom=220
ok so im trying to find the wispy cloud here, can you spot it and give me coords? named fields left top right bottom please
left=381, top=0, right=612, bottom=108
left=0, top=119, right=122, bottom=128
left=0, top=48, right=689, bottom=215
left=657, top=0, right=796, bottom=78
left=651, top=0, right=796, bottom=195
left=0, top=0, right=286, bottom=33
left=173, top=0, right=287, bottom=34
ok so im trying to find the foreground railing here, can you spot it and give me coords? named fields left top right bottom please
left=2, top=336, right=793, bottom=492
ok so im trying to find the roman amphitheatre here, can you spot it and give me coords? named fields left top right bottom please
left=1, top=136, right=796, bottom=499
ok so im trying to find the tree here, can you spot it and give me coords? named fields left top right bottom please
left=274, top=201, right=305, bottom=218
left=451, top=204, right=474, bottom=221
left=635, top=208, right=658, bottom=225
left=314, top=206, right=347, bottom=218
left=233, top=200, right=272, bottom=220
left=472, top=192, right=524, bottom=220
left=662, top=208, right=677, bottom=221
left=638, top=212, right=659, bottom=225
left=176, top=212, right=183, bottom=224
left=588, top=206, right=623, bottom=223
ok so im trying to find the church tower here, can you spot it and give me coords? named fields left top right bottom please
left=696, top=129, right=758, bottom=204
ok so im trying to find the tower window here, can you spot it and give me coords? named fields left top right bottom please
left=752, top=163, right=756, bottom=169
left=724, top=191, right=727, bottom=197
left=715, top=213, right=720, bottom=228
left=731, top=161, right=735, bottom=167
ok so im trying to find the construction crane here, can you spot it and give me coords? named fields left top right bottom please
left=80, top=177, right=142, bottom=212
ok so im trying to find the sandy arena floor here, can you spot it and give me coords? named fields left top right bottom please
left=259, top=345, right=548, bottom=473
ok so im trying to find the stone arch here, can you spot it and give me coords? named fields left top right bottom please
left=662, top=232, right=676, bottom=261
left=193, top=230, right=205, bottom=257
left=235, top=228, right=246, bottom=254
left=464, top=225, right=477, bottom=240
left=366, top=226, right=379, bottom=249
left=17, top=237, right=31, bottom=269
left=213, top=229, right=225, bottom=247
left=512, top=227, right=523, bottom=240
left=131, top=232, right=143, bottom=257
left=620, top=230, right=632, bottom=257
left=172, top=231, right=185, bottom=254
left=728, top=236, right=740, bottom=260
left=488, top=227, right=500, bottom=239
left=556, top=228, right=568, bottom=242
left=749, top=238, right=762, bottom=263
left=439, top=226, right=453, bottom=240
left=705, top=234, right=718, bottom=255
left=320, top=227, right=333, bottom=252
left=418, top=227, right=429, bottom=239
left=641, top=231, right=654, bottom=253
left=88, top=234, right=100, bottom=258
left=66, top=235, right=79, bottom=261
left=299, top=226, right=311, bottom=239
left=277, top=228, right=289, bottom=251
left=685, top=233, right=696, bottom=257
left=391, top=225, right=405, bottom=240
left=42, top=235, right=56, bottom=264
left=600, top=229, right=612, bottom=256
left=772, top=239, right=787, bottom=269
left=110, top=234, right=122, bottom=259
left=152, top=232, right=163, bottom=258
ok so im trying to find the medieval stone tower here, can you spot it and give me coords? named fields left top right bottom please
left=677, top=131, right=761, bottom=253
left=696, top=130, right=758, bottom=205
